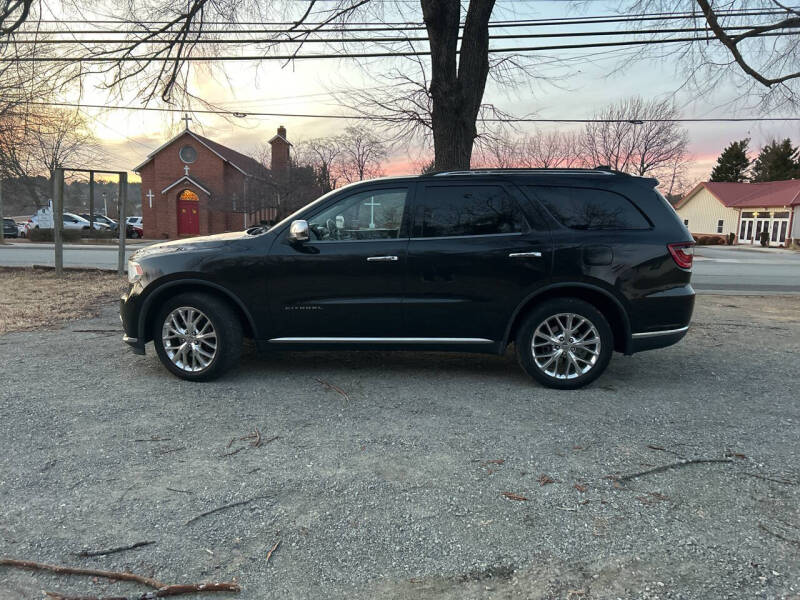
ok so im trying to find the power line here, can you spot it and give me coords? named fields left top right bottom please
left=2, top=30, right=793, bottom=61
left=13, top=101, right=800, bottom=123
left=12, top=23, right=800, bottom=44
left=10, top=7, right=797, bottom=32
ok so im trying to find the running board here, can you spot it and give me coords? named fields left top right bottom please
left=267, top=337, right=494, bottom=344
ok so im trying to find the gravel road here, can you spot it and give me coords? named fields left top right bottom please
left=1, top=295, right=798, bottom=599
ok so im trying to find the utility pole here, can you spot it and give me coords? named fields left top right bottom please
left=89, top=171, right=95, bottom=239
left=0, top=178, right=5, bottom=244
left=53, top=169, right=64, bottom=276
left=117, top=172, right=127, bottom=276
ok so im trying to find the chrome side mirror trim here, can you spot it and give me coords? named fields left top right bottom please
left=289, top=219, right=310, bottom=243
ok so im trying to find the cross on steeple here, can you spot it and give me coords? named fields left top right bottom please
left=181, top=113, right=192, bottom=130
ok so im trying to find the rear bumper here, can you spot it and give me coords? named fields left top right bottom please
left=630, top=325, right=689, bottom=353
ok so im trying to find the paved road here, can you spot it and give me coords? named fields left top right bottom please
left=693, top=246, right=800, bottom=294
left=2, top=241, right=798, bottom=294
left=0, top=242, right=147, bottom=270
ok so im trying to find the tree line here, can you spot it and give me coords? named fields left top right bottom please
left=710, top=138, right=800, bottom=183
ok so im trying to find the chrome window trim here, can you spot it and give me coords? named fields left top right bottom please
left=631, top=326, right=689, bottom=339
left=268, top=337, right=494, bottom=344
left=410, top=232, right=526, bottom=242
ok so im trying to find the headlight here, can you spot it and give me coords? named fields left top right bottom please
left=128, top=260, right=143, bottom=284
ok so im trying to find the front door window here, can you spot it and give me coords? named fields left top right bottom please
left=308, top=189, right=407, bottom=241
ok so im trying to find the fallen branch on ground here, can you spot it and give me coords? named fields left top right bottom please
left=0, top=558, right=165, bottom=588
left=133, top=437, right=171, bottom=442
left=615, top=458, right=733, bottom=484
left=185, top=495, right=270, bottom=526
left=166, top=487, right=193, bottom=494
left=501, top=491, right=528, bottom=501
left=646, top=444, right=686, bottom=459
left=73, top=541, right=155, bottom=558
left=758, top=523, right=800, bottom=547
left=266, top=540, right=280, bottom=564
left=743, top=472, right=796, bottom=485
left=315, top=378, right=350, bottom=402
left=45, top=581, right=241, bottom=599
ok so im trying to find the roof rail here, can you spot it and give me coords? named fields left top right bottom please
left=431, top=168, right=617, bottom=177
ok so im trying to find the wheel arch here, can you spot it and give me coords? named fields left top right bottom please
left=503, top=283, right=632, bottom=354
left=138, top=279, right=257, bottom=343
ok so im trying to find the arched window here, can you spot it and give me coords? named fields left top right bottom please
left=179, top=189, right=199, bottom=202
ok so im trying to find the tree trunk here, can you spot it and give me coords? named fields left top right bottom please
left=422, top=0, right=495, bottom=171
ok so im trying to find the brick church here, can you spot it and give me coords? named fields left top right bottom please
left=134, top=124, right=291, bottom=239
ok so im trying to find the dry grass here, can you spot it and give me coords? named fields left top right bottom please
left=0, top=267, right=128, bottom=335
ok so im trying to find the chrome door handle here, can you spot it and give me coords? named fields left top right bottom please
left=366, top=255, right=399, bottom=262
left=508, top=251, right=542, bottom=258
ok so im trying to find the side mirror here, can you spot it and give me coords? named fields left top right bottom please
left=289, top=219, right=310, bottom=243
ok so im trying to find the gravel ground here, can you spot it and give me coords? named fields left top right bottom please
left=0, top=295, right=798, bottom=600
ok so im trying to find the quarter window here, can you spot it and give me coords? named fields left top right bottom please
left=528, top=186, right=650, bottom=230
left=308, top=188, right=407, bottom=241
left=413, top=185, right=527, bottom=238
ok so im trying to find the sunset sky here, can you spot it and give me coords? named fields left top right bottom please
left=41, top=0, right=800, bottom=187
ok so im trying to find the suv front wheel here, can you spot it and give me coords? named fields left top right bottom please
left=153, top=292, right=242, bottom=381
left=516, top=298, right=613, bottom=390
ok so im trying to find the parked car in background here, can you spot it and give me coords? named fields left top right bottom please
left=80, top=214, right=118, bottom=231
left=63, top=212, right=110, bottom=231
left=2, top=218, right=18, bottom=238
left=127, top=216, right=142, bottom=227
left=121, top=168, right=696, bottom=388
left=127, top=223, right=143, bottom=239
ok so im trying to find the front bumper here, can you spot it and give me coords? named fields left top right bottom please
left=120, top=294, right=145, bottom=354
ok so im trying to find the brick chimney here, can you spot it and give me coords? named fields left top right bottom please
left=269, top=125, right=291, bottom=179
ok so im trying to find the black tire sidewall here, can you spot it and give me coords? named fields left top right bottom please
left=516, top=298, right=613, bottom=390
left=152, top=293, right=242, bottom=381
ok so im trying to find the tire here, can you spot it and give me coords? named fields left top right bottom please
left=153, top=292, right=243, bottom=381
left=515, top=298, right=613, bottom=390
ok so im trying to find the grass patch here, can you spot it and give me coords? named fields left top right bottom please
left=0, top=267, right=127, bottom=335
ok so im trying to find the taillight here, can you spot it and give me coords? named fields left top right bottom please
left=668, top=242, right=695, bottom=270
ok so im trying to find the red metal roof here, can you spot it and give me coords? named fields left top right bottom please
left=690, top=180, right=800, bottom=209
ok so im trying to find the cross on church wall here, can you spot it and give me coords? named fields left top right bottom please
left=146, top=189, right=154, bottom=208
left=184, top=165, right=190, bottom=175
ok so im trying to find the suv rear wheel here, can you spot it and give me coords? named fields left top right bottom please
left=516, top=298, right=613, bottom=390
left=153, top=293, right=242, bottom=381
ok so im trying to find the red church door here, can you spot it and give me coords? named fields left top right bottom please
left=177, top=190, right=199, bottom=235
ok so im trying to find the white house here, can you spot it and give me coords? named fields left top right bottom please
left=675, top=180, right=800, bottom=247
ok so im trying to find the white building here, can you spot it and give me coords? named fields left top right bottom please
left=675, top=180, right=800, bottom=247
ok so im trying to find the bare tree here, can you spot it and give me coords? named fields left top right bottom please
left=1, top=0, right=516, bottom=170
left=295, top=137, right=344, bottom=192
left=336, top=126, right=388, bottom=183
left=623, top=1, right=800, bottom=109
left=518, top=130, right=584, bottom=169
left=581, top=97, right=689, bottom=178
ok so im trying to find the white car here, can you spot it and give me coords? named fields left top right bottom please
left=126, top=216, right=142, bottom=227
left=62, top=212, right=109, bottom=231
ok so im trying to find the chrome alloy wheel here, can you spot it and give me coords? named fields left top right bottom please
left=532, top=313, right=601, bottom=380
left=161, top=307, right=218, bottom=372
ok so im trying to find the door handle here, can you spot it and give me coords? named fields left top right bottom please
left=366, top=255, right=399, bottom=262
left=508, top=251, right=542, bottom=258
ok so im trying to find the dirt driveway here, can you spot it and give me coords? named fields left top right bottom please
left=1, top=295, right=798, bottom=599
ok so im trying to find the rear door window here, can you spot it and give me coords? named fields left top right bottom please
left=528, top=186, right=650, bottom=230
left=413, top=184, right=528, bottom=238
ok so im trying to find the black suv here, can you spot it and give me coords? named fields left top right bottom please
left=120, top=169, right=695, bottom=389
